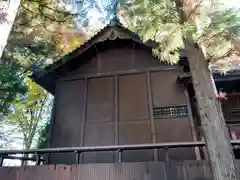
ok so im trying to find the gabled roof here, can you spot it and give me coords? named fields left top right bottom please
left=30, top=19, right=157, bottom=94
left=31, top=19, right=240, bottom=94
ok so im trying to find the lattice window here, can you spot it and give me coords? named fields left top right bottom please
left=153, top=105, right=188, bottom=120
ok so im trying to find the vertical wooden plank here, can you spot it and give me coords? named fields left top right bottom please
left=0, top=161, right=233, bottom=180
left=84, top=122, right=115, bottom=163
left=116, top=163, right=146, bottom=180
left=186, top=161, right=214, bottom=180
left=235, top=160, right=240, bottom=178
left=165, top=162, right=184, bottom=180
left=53, top=165, right=71, bottom=180
left=146, top=72, right=158, bottom=161
left=50, top=79, right=85, bottom=164
left=83, top=77, right=115, bottom=163
left=119, top=73, right=149, bottom=121
left=36, top=165, right=55, bottom=180
left=151, top=71, right=186, bottom=106
left=201, top=161, right=213, bottom=179
left=114, top=75, right=119, bottom=162
left=46, top=82, right=58, bottom=164
left=16, top=165, right=56, bottom=180
left=114, top=75, right=119, bottom=145
left=48, top=96, right=56, bottom=149
left=0, top=167, right=17, bottom=180
left=151, top=71, right=195, bottom=161
left=98, top=47, right=135, bottom=73
left=147, top=162, right=167, bottom=180
left=118, top=73, right=153, bottom=162
left=184, top=161, right=202, bottom=180
left=184, top=89, right=201, bottom=160
left=80, top=78, right=88, bottom=146
left=119, top=121, right=153, bottom=162
left=80, top=78, right=88, bottom=163
left=86, top=77, right=114, bottom=122
left=72, top=164, right=116, bottom=180
left=182, top=163, right=189, bottom=180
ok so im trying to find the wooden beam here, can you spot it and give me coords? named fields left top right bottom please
left=79, top=78, right=88, bottom=163
left=184, top=89, right=201, bottom=160
left=59, top=66, right=178, bottom=82
left=146, top=72, right=158, bottom=161
left=114, top=75, right=119, bottom=162
left=46, top=81, right=59, bottom=164
left=47, top=97, right=56, bottom=148
left=0, top=141, right=207, bottom=154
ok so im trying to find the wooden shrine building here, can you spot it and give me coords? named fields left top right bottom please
left=1, top=19, right=240, bottom=180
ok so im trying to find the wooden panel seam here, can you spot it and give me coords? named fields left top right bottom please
left=59, top=67, right=178, bottom=82
left=114, top=75, right=119, bottom=162
left=48, top=96, right=56, bottom=149
left=147, top=72, right=158, bottom=161
left=48, top=81, right=61, bottom=164
left=80, top=78, right=88, bottom=163
left=184, top=89, right=201, bottom=160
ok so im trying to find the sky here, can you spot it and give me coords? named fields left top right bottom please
left=224, top=0, right=240, bottom=8
left=0, top=0, right=21, bottom=58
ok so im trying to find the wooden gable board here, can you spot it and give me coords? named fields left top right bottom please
left=30, top=23, right=157, bottom=94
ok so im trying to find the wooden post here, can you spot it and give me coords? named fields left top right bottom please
left=79, top=78, right=88, bottom=164
left=184, top=89, right=201, bottom=160
left=114, top=75, right=119, bottom=163
left=175, top=0, right=238, bottom=179
left=146, top=71, right=158, bottom=161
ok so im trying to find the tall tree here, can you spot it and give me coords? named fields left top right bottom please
left=37, top=122, right=50, bottom=149
left=0, top=0, right=21, bottom=59
left=175, top=1, right=238, bottom=179
left=0, top=0, right=87, bottom=117
left=118, top=0, right=240, bottom=179
left=0, top=60, right=27, bottom=118
left=0, top=121, right=15, bottom=149
left=7, top=78, right=52, bottom=149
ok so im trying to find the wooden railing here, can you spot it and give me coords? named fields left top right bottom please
left=1, top=140, right=240, bottom=166
left=3, top=161, right=239, bottom=180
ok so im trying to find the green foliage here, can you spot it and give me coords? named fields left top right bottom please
left=198, top=8, right=240, bottom=64
left=0, top=0, right=87, bottom=149
left=118, top=0, right=183, bottom=63
left=7, top=78, right=52, bottom=149
left=0, top=122, right=15, bottom=149
left=118, top=0, right=240, bottom=71
left=0, top=0, right=74, bottom=120
left=0, top=0, right=86, bottom=113
left=37, top=122, right=50, bottom=149
left=0, top=60, right=27, bottom=118
left=0, top=0, right=62, bottom=123
left=3, top=0, right=87, bottom=68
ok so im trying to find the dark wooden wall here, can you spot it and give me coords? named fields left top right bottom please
left=50, top=41, right=197, bottom=164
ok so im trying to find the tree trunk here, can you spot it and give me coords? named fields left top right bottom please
left=174, top=0, right=238, bottom=179
left=0, top=0, right=20, bottom=59
left=186, top=43, right=238, bottom=180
